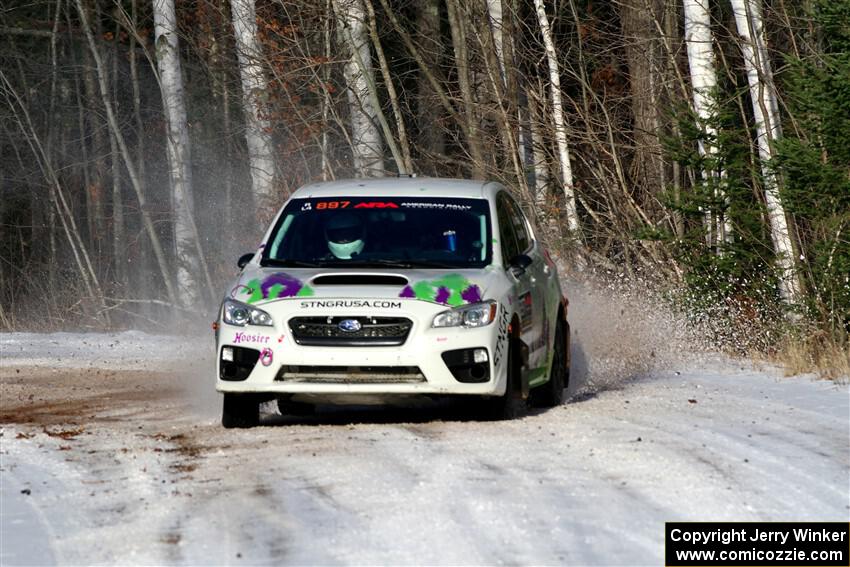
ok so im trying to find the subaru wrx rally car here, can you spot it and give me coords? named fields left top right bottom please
left=215, top=178, right=570, bottom=428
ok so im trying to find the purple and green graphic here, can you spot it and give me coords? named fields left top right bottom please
left=238, top=272, right=315, bottom=304
left=399, top=274, right=482, bottom=306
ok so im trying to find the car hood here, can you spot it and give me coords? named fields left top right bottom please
left=228, top=266, right=503, bottom=308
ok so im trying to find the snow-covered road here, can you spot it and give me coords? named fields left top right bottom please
left=1, top=331, right=848, bottom=566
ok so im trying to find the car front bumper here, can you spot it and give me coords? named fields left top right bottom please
left=215, top=298, right=507, bottom=397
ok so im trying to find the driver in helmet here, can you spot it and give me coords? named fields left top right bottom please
left=325, top=212, right=365, bottom=259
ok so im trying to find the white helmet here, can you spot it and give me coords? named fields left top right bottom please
left=326, top=213, right=365, bottom=259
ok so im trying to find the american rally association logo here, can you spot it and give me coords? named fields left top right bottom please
left=338, top=319, right=362, bottom=333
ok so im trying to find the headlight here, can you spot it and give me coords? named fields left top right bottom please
left=432, top=301, right=497, bottom=328
left=222, top=298, right=273, bottom=327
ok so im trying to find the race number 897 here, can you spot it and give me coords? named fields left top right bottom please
left=316, top=201, right=350, bottom=210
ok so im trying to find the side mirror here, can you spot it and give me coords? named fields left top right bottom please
left=509, top=254, right=533, bottom=276
left=237, top=253, right=255, bottom=269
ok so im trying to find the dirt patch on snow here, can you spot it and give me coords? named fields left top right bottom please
left=0, top=367, right=182, bottom=427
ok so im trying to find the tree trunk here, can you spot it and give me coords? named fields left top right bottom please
left=126, top=0, right=152, bottom=300
left=500, top=0, right=523, bottom=171
left=533, top=0, right=581, bottom=239
left=666, top=0, right=686, bottom=239
left=110, top=17, right=125, bottom=288
left=46, top=0, right=63, bottom=293
left=230, top=0, right=278, bottom=207
left=81, top=34, right=105, bottom=253
left=486, top=0, right=519, bottom=111
left=415, top=0, right=445, bottom=166
left=475, top=1, right=531, bottom=199
left=153, top=0, right=207, bottom=307
left=364, top=0, right=412, bottom=174
left=619, top=0, right=664, bottom=199
left=212, top=0, right=235, bottom=228
left=332, top=0, right=385, bottom=177
left=486, top=0, right=506, bottom=83
left=446, top=0, right=486, bottom=178
left=528, top=83, right=550, bottom=207
left=684, top=0, right=732, bottom=246
left=321, top=0, right=335, bottom=180
left=730, top=0, right=802, bottom=306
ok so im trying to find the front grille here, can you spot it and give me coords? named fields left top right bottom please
left=276, top=365, right=425, bottom=384
left=288, top=316, right=412, bottom=346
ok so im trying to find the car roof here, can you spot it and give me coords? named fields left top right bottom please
left=290, top=177, right=503, bottom=200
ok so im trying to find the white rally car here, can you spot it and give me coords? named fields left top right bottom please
left=215, top=178, right=570, bottom=427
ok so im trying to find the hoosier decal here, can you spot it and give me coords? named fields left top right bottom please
left=233, top=332, right=271, bottom=344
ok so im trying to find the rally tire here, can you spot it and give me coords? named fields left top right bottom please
left=221, top=394, right=260, bottom=429
left=277, top=396, right=315, bottom=417
left=478, top=337, right=525, bottom=420
left=531, top=319, right=568, bottom=408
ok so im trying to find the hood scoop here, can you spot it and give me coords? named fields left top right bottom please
left=311, top=274, right=409, bottom=286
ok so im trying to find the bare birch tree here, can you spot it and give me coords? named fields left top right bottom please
left=533, top=0, right=581, bottom=239
left=486, top=0, right=506, bottom=83
left=152, top=0, right=203, bottom=307
left=683, top=0, right=732, bottom=246
left=730, top=0, right=803, bottom=306
left=332, top=0, right=385, bottom=177
left=231, top=0, right=278, bottom=208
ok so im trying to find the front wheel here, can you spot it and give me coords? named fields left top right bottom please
left=277, top=396, right=315, bottom=417
left=221, top=394, right=260, bottom=428
left=477, top=337, right=525, bottom=420
left=531, top=319, right=568, bottom=408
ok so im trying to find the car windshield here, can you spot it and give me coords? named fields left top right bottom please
left=261, top=197, right=492, bottom=269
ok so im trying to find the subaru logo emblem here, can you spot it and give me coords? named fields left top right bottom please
left=338, top=319, right=362, bottom=332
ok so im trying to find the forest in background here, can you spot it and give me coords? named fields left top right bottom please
left=1, top=0, right=847, bottom=374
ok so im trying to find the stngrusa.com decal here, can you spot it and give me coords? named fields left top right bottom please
left=299, top=299, right=403, bottom=309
